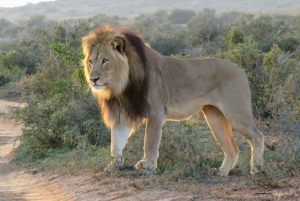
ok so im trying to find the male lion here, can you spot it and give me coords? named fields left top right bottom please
left=82, top=25, right=267, bottom=176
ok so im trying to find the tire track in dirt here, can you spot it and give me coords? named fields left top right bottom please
left=0, top=172, right=76, bottom=201
left=0, top=100, right=76, bottom=201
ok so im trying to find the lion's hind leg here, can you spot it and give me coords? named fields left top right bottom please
left=202, top=105, right=239, bottom=177
left=231, top=121, right=264, bottom=175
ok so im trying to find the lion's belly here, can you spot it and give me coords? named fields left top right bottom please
left=165, top=99, right=205, bottom=121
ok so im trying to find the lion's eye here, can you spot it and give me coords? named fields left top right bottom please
left=88, top=60, right=93, bottom=68
left=102, top=59, right=108, bottom=64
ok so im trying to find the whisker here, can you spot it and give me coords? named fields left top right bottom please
left=107, top=81, right=116, bottom=87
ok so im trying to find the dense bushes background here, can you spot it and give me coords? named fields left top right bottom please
left=0, top=9, right=299, bottom=182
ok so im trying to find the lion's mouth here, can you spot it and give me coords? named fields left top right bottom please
left=92, top=83, right=108, bottom=90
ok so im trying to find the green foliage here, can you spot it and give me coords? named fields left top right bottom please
left=13, top=145, right=71, bottom=166
left=0, top=75, right=10, bottom=87
left=90, top=13, right=120, bottom=26
left=148, top=31, right=187, bottom=55
left=277, top=36, right=300, bottom=52
left=226, top=27, right=244, bottom=44
left=148, top=9, right=169, bottom=23
left=262, top=45, right=300, bottom=116
left=19, top=90, right=109, bottom=149
left=187, top=16, right=216, bottom=45
left=0, top=45, right=37, bottom=75
left=171, top=54, right=193, bottom=59
left=26, top=15, right=56, bottom=29
left=236, top=15, right=283, bottom=52
left=0, top=42, right=11, bottom=52
left=156, top=160, right=169, bottom=175
left=168, top=9, right=195, bottom=24
left=74, top=68, right=86, bottom=87
left=251, top=170, right=279, bottom=188
left=218, top=11, right=243, bottom=25
left=132, top=22, right=188, bottom=55
left=0, top=18, right=12, bottom=30
left=51, top=39, right=83, bottom=65
left=0, top=18, right=23, bottom=39
left=0, top=54, right=26, bottom=87
left=263, top=44, right=282, bottom=72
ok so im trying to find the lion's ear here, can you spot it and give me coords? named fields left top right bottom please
left=112, top=37, right=125, bottom=55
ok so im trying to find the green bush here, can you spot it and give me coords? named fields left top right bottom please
left=19, top=81, right=109, bottom=148
left=226, top=27, right=244, bottom=45
left=168, top=9, right=195, bottom=24
left=278, top=36, right=300, bottom=53
left=170, top=54, right=193, bottom=59
left=0, top=42, right=11, bottom=52
left=132, top=21, right=188, bottom=55
left=0, top=74, right=10, bottom=87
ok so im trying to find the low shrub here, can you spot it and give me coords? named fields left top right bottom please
left=0, top=74, right=10, bottom=87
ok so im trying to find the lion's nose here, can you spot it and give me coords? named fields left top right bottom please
left=90, top=77, right=99, bottom=83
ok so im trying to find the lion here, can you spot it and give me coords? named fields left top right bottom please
left=82, top=25, right=268, bottom=177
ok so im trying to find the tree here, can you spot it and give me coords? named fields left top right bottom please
left=0, top=18, right=12, bottom=31
left=26, top=15, right=55, bottom=29
left=187, top=16, right=216, bottom=46
left=168, top=9, right=195, bottom=24
left=148, top=9, right=169, bottom=23
left=226, top=27, right=244, bottom=45
left=237, top=15, right=277, bottom=52
left=218, top=11, right=243, bottom=26
left=90, top=13, right=120, bottom=27
left=132, top=20, right=187, bottom=55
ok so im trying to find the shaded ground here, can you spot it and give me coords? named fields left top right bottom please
left=0, top=100, right=299, bottom=201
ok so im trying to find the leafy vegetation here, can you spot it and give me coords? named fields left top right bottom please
left=168, top=9, right=195, bottom=24
left=0, top=8, right=299, bottom=191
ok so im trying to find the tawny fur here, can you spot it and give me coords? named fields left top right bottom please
left=82, top=25, right=266, bottom=176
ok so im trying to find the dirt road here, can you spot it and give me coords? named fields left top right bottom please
left=0, top=100, right=76, bottom=200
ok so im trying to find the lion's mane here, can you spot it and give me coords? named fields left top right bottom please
left=82, top=25, right=150, bottom=128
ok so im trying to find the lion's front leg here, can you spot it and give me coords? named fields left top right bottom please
left=135, top=116, right=164, bottom=173
left=104, top=124, right=130, bottom=173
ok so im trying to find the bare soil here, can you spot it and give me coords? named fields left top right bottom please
left=0, top=100, right=299, bottom=201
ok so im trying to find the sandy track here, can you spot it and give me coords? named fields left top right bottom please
left=0, top=172, right=75, bottom=201
left=0, top=100, right=76, bottom=201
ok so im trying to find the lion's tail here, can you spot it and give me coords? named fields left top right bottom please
left=264, top=141, right=277, bottom=151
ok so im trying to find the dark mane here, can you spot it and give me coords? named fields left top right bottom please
left=100, top=27, right=150, bottom=126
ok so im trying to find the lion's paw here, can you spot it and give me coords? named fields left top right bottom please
left=250, top=166, right=260, bottom=175
left=135, top=160, right=156, bottom=172
left=104, top=164, right=116, bottom=173
left=104, top=158, right=124, bottom=173
left=217, top=168, right=229, bottom=177
left=250, top=158, right=264, bottom=175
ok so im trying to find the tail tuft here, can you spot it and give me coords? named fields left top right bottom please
left=264, top=140, right=278, bottom=151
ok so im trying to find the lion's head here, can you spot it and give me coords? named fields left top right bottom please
left=82, top=25, right=150, bottom=127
